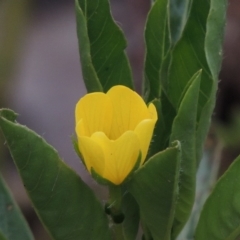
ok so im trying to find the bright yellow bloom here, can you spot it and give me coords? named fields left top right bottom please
left=75, top=85, right=157, bottom=185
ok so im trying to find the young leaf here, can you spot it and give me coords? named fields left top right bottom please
left=195, top=155, right=240, bottom=240
left=0, top=174, right=34, bottom=240
left=75, top=0, right=133, bottom=93
left=143, top=0, right=170, bottom=102
left=0, top=109, right=111, bottom=240
left=170, top=71, right=201, bottom=237
left=128, top=141, right=181, bottom=240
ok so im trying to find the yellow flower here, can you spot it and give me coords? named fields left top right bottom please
left=75, top=85, right=157, bottom=185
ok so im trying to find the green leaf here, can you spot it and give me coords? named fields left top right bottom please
left=205, top=0, right=227, bottom=80
left=0, top=232, right=7, bottom=240
left=0, top=174, right=34, bottom=240
left=195, top=0, right=227, bottom=165
left=0, top=109, right=111, bottom=240
left=167, top=0, right=225, bottom=116
left=143, top=0, right=171, bottom=102
left=169, top=71, right=201, bottom=237
left=75, top=0, right=133, bottom=93
left=122, top=192, right=140, bottom=240
left=147, top=93, right=176, bottom=158
left=166, top=0, right=212, bottom=113
left=196, top=0, right=227, bottom=163
left=169, top=0, right=192, bottom=44
left=195, top=155, right=240, bottom=240
left=195, top=82, right=216, bottom=165
left=0, top=109, right=17, bottom=122
left=128, top=141, right=181, bottom=240
left=75, top=0, right=102, bottom=92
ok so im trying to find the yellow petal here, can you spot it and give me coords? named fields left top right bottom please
left=91, top=131, right=140, bottom=185
left=107, top=85, right=150, bottom=139
left=75, top=92, right=112, bottom=137
left=76, top=119, right=86, bottom=137
left=148, top=103, right=158, bottom=121
left=134, top=119, right=157, bottom=164
left=78, top=136, right=105, bottom=176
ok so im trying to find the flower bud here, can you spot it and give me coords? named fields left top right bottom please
left=75, top=85, right=157, bottom=185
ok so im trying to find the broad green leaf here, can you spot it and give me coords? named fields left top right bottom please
left=0, top=232, right=7, bottom=240
left=128, top=141, right=181, bottom=240
left=195, top=155, right=240, bottom=240
left=170, top=72, right=201, bottom=237
left=0, top=109, right=111, bottom=240
left=143, top=0, right=170, bottom=102
left=0, top=174, right=34, bottom=240
left=122, top=192, right=140, bottom=240
left=75, top=0, right=133, bottom=93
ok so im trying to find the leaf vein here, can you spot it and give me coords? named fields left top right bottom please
left=87, top=0, right=100, bottom=21
left=28, top=166, right=45, bottom=193
left=90, top=15, right=108, bottom=46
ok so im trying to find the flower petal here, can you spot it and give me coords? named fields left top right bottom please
left=78, top=136, right=105, bottom=176
left=134, top=119, right=157, bottom=164
left=107, top=85, right=150, bottom=139
left=91, top=131, right=140, bottom=185
left=75, top=92, right=112, bottom=137
left=76, top=119, right=86, bottom=136
left=148, top=103, right=158, bottom=121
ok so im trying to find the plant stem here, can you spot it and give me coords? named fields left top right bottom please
left=108, top=185, right=122, bottom=214
left=108, top=185, right=125, bottom=240
left=112, top=223, right=125, bottom=240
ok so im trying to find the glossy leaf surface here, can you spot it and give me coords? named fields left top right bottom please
left=0, top=109, right=111, bottom=240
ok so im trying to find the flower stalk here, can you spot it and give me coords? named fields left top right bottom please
left=108, top=185, right=122, bottom=215
left=108, top=185, right=125, bottom=240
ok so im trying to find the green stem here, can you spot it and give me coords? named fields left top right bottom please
left=108, top=185, right=122, bottom=212
left=112, top=223, right=125, bottom=240
left=108, top=185, right=125, bottom=240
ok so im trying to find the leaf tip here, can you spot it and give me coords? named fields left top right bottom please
left=0, top=108, right=18, bottom=123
